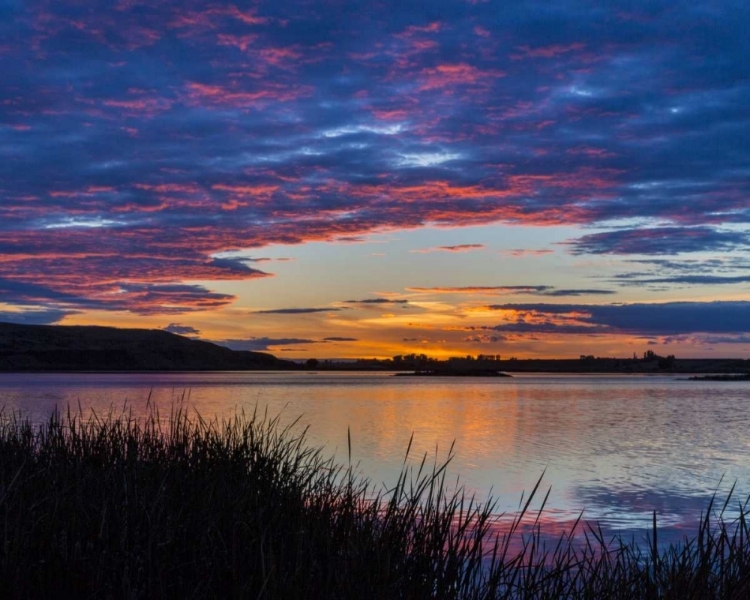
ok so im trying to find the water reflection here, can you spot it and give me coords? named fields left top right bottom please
left=1, top=371, right=749, bottom=543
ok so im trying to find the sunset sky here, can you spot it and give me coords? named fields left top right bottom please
left=1, top=0, right=749, bottom=359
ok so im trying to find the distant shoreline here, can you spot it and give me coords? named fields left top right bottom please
left=3, top=322, right=750, bottom=375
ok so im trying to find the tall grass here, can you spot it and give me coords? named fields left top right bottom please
left=1, top=404, right=750, bottom=598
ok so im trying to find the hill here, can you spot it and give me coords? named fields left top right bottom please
left=0, top=322, right=293, bottom=371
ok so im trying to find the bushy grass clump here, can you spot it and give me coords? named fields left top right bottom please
left=1, top=405, right=750, bottom=599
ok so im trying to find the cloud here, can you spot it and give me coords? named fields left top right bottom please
left=411, top=244, right=485, bottom=253
left=164, top=323, right=201, bottom=335
left=215, top=335, right=358, bottom=350
left=0, top=277, right=237, bottom=315
left=243, top=257, right=293, bottom=263
left=628, top=258, right=750, bottom=273
left=345, top=298, right=409, bottom=304
left=463, top=334, right=505, bottom=343
left=479, top=301, right=750, bottom=337
left=253, top=307, right=341, bottom=314
left=408, top=286, right=552, bottom=295
left=0, top=308, right=72, bottom=325
left=619, top=274, right=750, bottom=286
left=500, top=249, right=554, bottom=257
left=0, top=0, right=748, bottom=318
left=216, top=337, right=318, bottom=351
left=610, top=258, right=750, bottom=289
left=407, top=285, right=613, bottom=297
left=699, top=335, right=750, bottom=345
left=541, top=289, right=615, bottom=297
left=115, top=284, right=238, bottom=314
left=566, top=227, right=749, bottom=255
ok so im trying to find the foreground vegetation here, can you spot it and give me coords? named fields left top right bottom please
left=1, top=406, right=750, bottom=598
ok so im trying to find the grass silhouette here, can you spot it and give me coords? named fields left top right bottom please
left=0, top=403, right=749, bottom=598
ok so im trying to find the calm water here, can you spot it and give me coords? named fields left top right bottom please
left=2, top=371, right=749, bottom=544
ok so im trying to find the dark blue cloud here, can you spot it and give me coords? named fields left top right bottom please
left=164, top=323, right=200, bottom=336
left=0, top=278, right=84, bottom=305
left=0, top=277, right=234, bottom=315
left=609, top=257, right=750, bottom=289
left=216, top=337, right=317, bottom=351
left=537, top=288, right=615, bottom=297
left=566, top=227, right=749, bottom=255
left=463, top=334, right=505, bottom=343
left=620, top=274, right=750, bottom=286
left=217, top=334, right=357, bottom=351
left=482, top=301, right=750, bottom=336
left=700, top=335, right=750, bottom=345
left=345, top=298, right=409, bottom=304
left=627, top=258, right=744, bottom=273
left=0, top=309, right=72, bottom=325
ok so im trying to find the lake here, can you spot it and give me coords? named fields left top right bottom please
left=2, top=371, right=749, bottom=545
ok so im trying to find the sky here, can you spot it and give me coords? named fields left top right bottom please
left=1, top=0, right=749, bottom=359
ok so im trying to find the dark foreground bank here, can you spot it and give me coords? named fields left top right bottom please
left=0, top=321, right=293, bottom=371
left=1, top=407, right=750, bottom=599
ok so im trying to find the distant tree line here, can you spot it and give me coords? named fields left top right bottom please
left=579, top=350, right=676, bottom=369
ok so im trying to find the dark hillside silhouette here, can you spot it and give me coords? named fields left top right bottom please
left=0, top=322, right=292, bottom=371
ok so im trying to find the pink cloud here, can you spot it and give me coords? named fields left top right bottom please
left=184, top=81, right=310, bottom=108
left=371, top=108, right=410, bottom=121
left=101, top=97, right=173, bottom=116
left=411, top=244, right=485, bottom=254
left=417, top=63, right=505, bottom=92
left=217, top=33, right=258, bottom=52
left=211, top=184, right=279, bottom=196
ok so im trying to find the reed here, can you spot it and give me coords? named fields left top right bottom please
left=0, top=404, right=749, bottom=598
